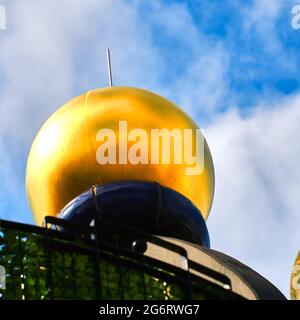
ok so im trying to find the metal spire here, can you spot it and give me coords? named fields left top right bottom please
left=106, top=48, right=113, bottom=87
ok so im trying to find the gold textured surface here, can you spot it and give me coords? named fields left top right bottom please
left=26, top=87, right=215, bottom=226
left=291, top=251, right=300, bottom=300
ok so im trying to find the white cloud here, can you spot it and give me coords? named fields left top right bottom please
left=207, top=95, right=300, bottom=298
left=241, top=0, right=295, bottom=71
left=172, top=46, right=230, bottom=118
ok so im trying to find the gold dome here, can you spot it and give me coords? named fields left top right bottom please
left=26, top=87, right=215, bottom=226
left=291, top=251, right=300, bottom=300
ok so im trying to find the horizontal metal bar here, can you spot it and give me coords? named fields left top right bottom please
left=188, top=260, right=231, bottom=287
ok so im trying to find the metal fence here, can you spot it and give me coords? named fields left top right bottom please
left=0, top=217, right=244, bottom=300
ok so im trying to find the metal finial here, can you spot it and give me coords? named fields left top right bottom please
left=106, top=48, right=113, bottom=87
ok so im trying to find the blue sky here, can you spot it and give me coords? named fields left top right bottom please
left=0, top=0, right=300, bottom=297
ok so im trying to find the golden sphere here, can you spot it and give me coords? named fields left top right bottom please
left=291, top=251, right=300, bottom=300
left=26, top=87, right=215, bottom=226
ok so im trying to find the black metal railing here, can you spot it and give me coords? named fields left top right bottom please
left=0, top=217, right=244, bottom=300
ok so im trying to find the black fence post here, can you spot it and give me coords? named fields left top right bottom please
left=44, top=221, right=54, bottom=300
left=93, top=215, right=102, bottom=299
